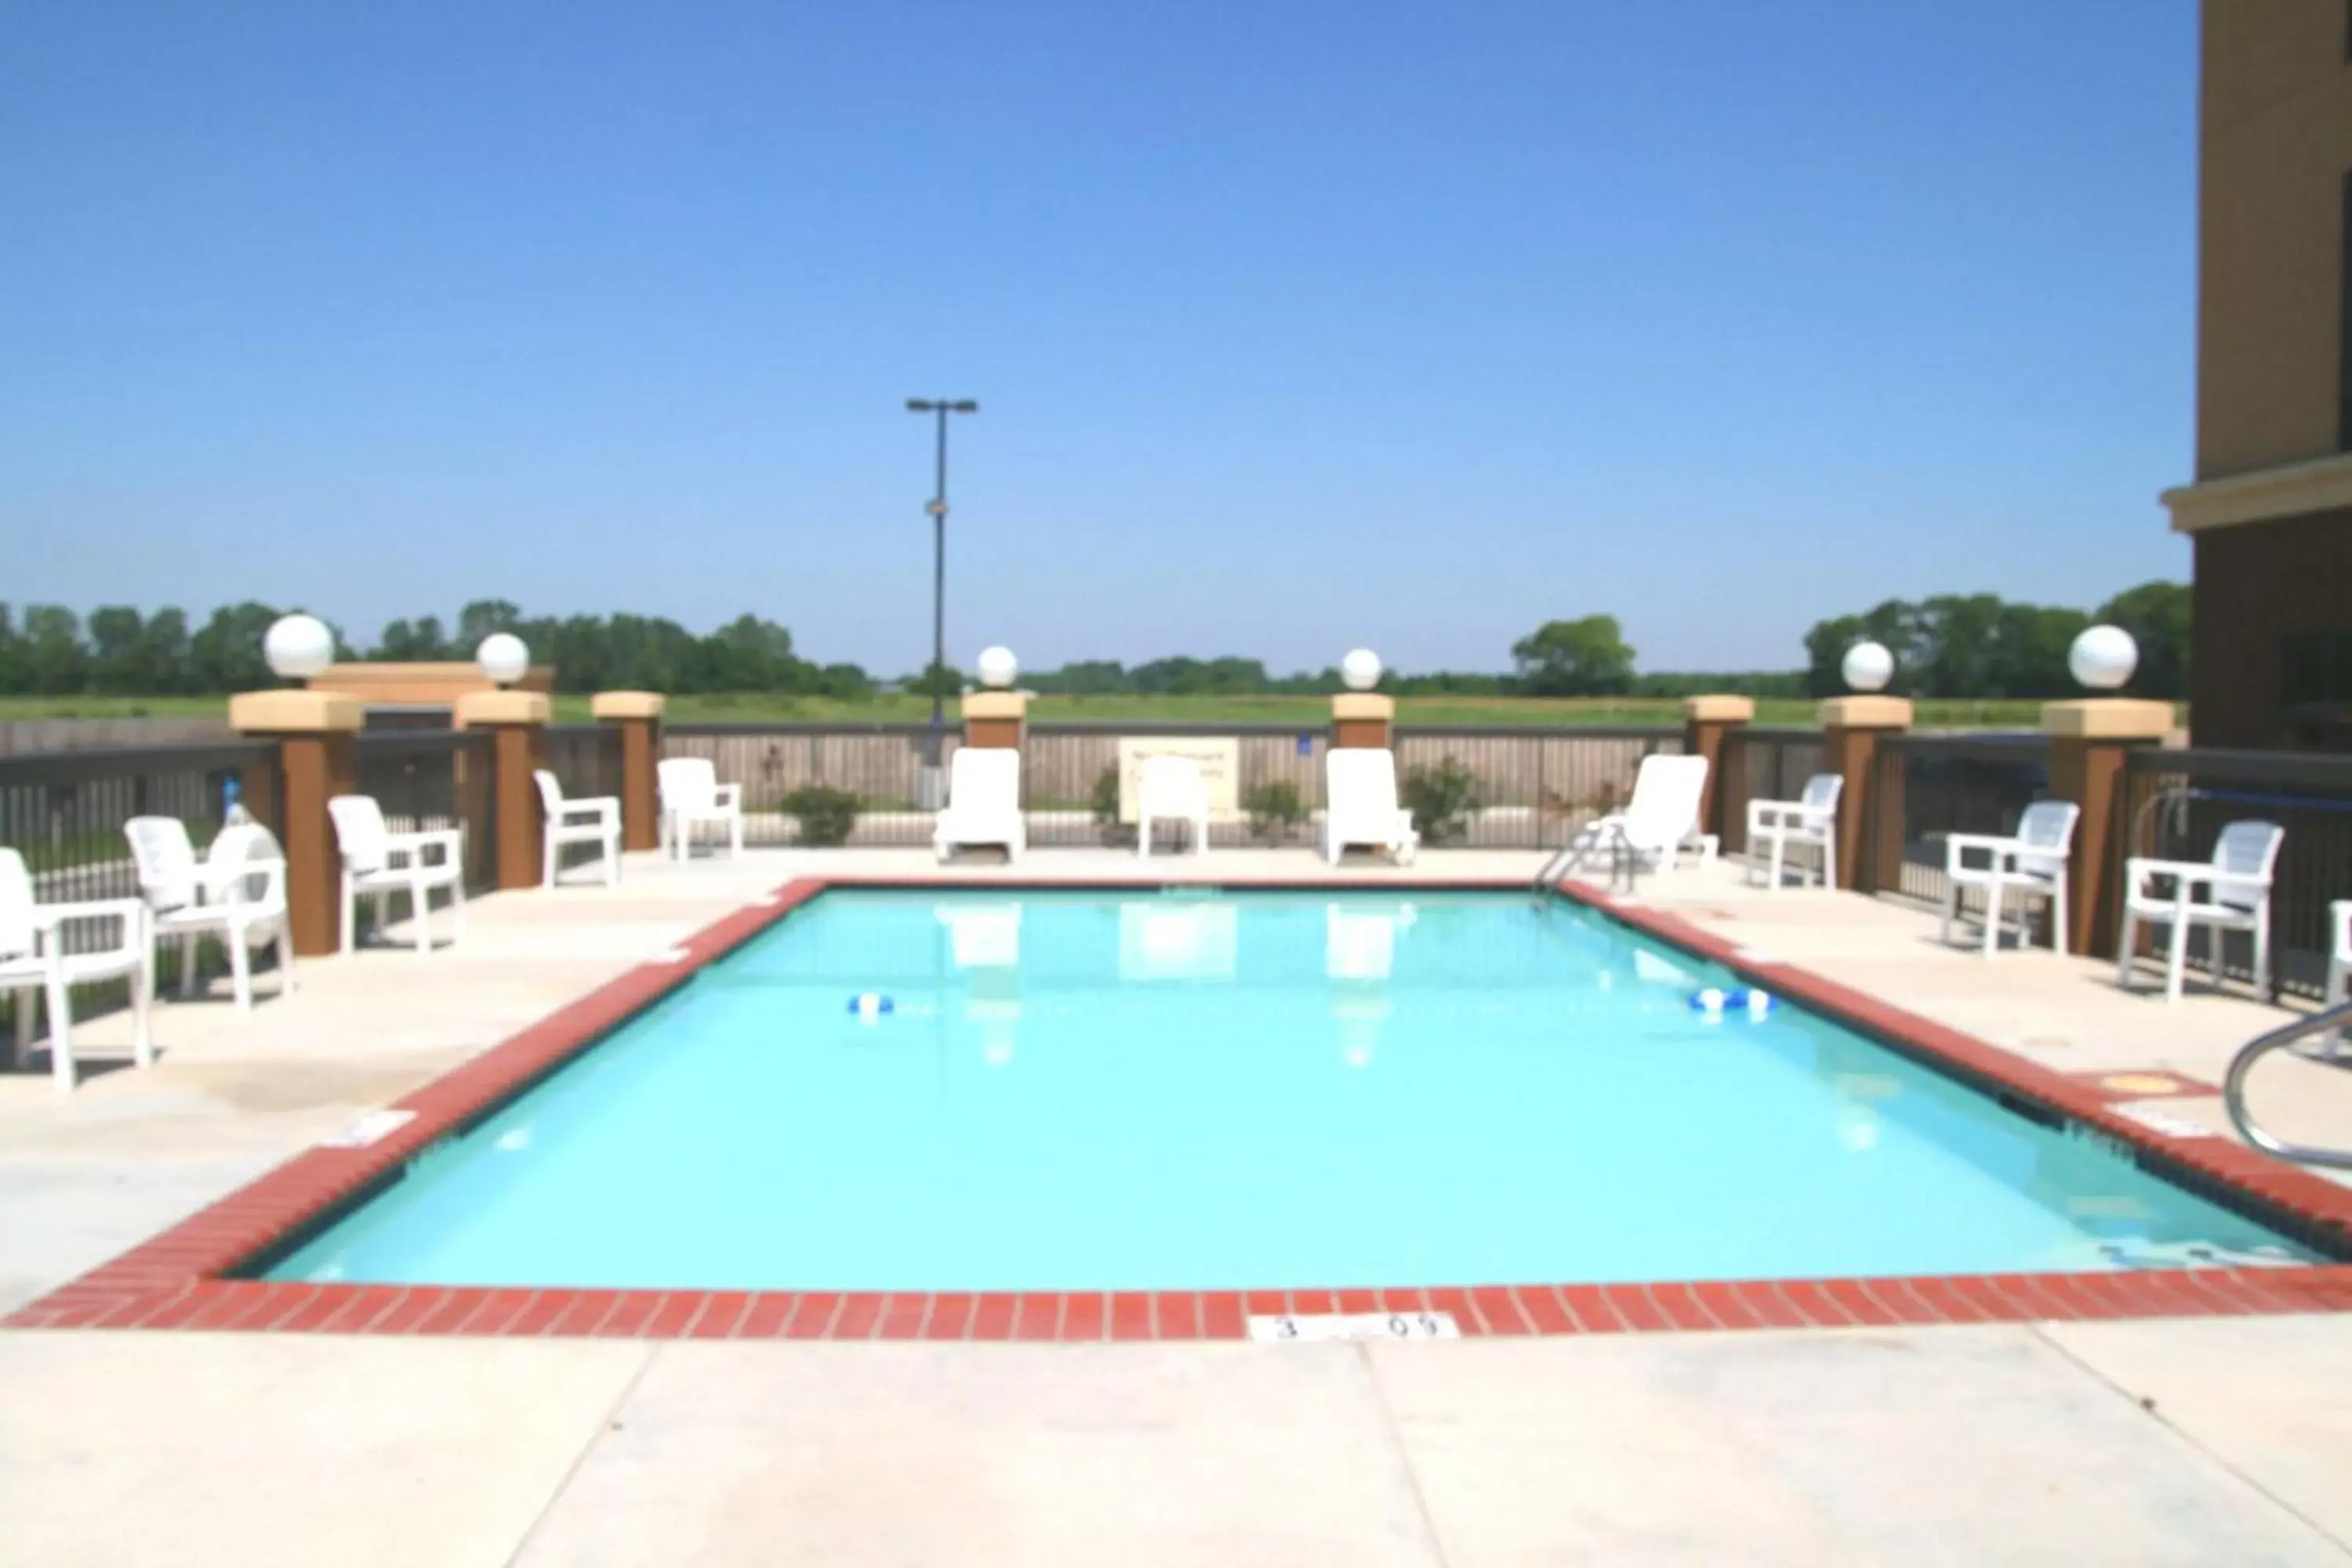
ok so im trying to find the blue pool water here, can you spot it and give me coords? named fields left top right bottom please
left=266, top=890, right=2315, bottom=1290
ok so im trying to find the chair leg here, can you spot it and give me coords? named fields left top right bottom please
left=606, top=831, right=620, bottom=887
left=1982, top=884, right=2002, bottom=959
left=1768, top=832, right=1784, bottom=892
left=45, top=974, right=73, bottom=1093
left=279, top=924, right=297, bottom=997
left=132, top=949, right=154, bottom=1067
left=2252, top=907, right=2272, bottom=1002
left=2050, top=878, right=2068, bottom=956
left=2164, top=918, right=2190, bottom=1004
left=230, top=935, right=253, bottom=1013
left=341, top=873, right=357, bottom=956
left=1821, top=833, right=1837, bottom=891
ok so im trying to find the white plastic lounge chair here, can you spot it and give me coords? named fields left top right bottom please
left=2117, top=820, right=2286, bottom=1003
left=656, top=757, right=743, bottom=862
left=328, top=795, right=466, bottom=956
left=1137, top=754, right=1210, bottom=858
left=1745, top=772, right=1842, bottom=890
left=934, top=749, right=1025, bottom=862
left=1323, top=750, right=1419, bottom=866
left=129, top=819, right=294, bottom=1011
left=1548, top=754, right=1709, bottom=882
left=535, top=769, right=621, bottom=887
left=1940, top=799, right=2080, bottom=958
left=2, top=848, right=153, bottom=1093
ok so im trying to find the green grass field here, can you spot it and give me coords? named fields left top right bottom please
left=0, top=692, right=2103, bottom=729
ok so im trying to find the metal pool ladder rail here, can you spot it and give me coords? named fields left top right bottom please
left=2223, top=1000, right=2352, bottom=1170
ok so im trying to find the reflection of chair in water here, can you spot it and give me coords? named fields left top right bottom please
left=1326, top=903, right=1414, bottom=982
left=1119, top=902, right=1238, bottom=981
left=936, top=903, right=1022, bottom=969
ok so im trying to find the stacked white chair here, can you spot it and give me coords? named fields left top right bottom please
left=126, top=817, right=294, bottom=1011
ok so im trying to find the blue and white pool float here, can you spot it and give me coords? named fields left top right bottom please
left=1690, top=986, right=1773, bottom=1018
left=848, top=993, right=895, bottom=1018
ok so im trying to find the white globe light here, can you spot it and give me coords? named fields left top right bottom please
left=2068, top=624, right=2138, bottom=691
left=975, top=645, right=1018, bottom=689
left=1341, top=648, right=1383, bottom=691
left=476, top=632, right=530, bottom=688
left=263, top=613, right=335, bottom=681
left=1841, top=641, right=1894, bottom=693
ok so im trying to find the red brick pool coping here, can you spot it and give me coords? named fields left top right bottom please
left=12, top=874, right=2352, bottom=1341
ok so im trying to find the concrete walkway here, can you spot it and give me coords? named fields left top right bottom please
left=2, top=848, right=2349, bottom=1564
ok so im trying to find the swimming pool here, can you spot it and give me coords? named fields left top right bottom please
left=262, top=887, right=2314, bottom=1292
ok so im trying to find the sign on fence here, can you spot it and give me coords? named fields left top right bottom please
left=1114, top=736, right=1240, bottom=822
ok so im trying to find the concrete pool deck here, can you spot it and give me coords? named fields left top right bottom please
left=3, top=848, right=2350, bottom=1564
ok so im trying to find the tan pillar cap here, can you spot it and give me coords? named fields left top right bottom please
left=1682, top=695, right=1755, bottom=723
left=228, top=690, right=363, bottom=733
left=1331, top=693, right=1396, bottom=721
left=2042, top=699, right=2174, bottom=741
left=963, top=691, right=1029, bottom=720
left=1818, top=695, right=1914, bottom=729
left=590, top=690, right=666, bottom=720
left=453, top=690, right=553, bottom=728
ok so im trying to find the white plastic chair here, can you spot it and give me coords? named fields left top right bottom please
left=328, top=795, right=466, bottom=956
left=1137, top=755, right=1210, bottom=858
left=1941, top=799, right=2080, bottom=958
left=1322, top=750, right=1419, bottom=866
left=2117, top=820, right=2286, bottom=1003
left=2322, top=899, right=2350, bottom=1061
left=656, top=757, right=743, bottom=862
left=1745, top=772, right=1842, bottom=890
left=1, top=848, right=153, bottom=1093
left=135, top=821, right=294, bottom=1011
left=535, top=769, right=621, bottom=887
left=934, top=749, right=1025, bottom=862
left=1549, top=754, right=1709, bottom=880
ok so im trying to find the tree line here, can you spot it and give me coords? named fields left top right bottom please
left=0, top=581, right=2187, bottom=701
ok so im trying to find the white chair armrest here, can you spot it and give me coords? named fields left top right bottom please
left=384, top=827, right=465, bottom=866
left=710, top=783, right=743, bottom=809
left=28, top=897, right=147, bottom=951
left=2125, top=856, right=2227, bottom=900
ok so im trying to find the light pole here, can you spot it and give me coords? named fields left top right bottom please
left=906, top=398, right=979, bottom=735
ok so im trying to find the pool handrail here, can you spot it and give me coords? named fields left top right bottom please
left=2222, top=998, right=2352, bottom=1170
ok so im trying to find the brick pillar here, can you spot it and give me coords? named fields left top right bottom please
left=962, top=690, right=1028, bottom=750
left=2043, top=699, right=2173, bottom=958
left=592, top=691, right=665, bottom=852
left=1681, top=695, right=1754, bottom=846
left=1818, top=695, right=1913, bottom=895
left=456, top=691, right=551, bottom=892
left=227, top=690, right=362, bottom=956
left=1330, top=694, right=1395, bottom=750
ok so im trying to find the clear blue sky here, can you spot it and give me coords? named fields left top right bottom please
left=2, top=0, right=2198, bottom=677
